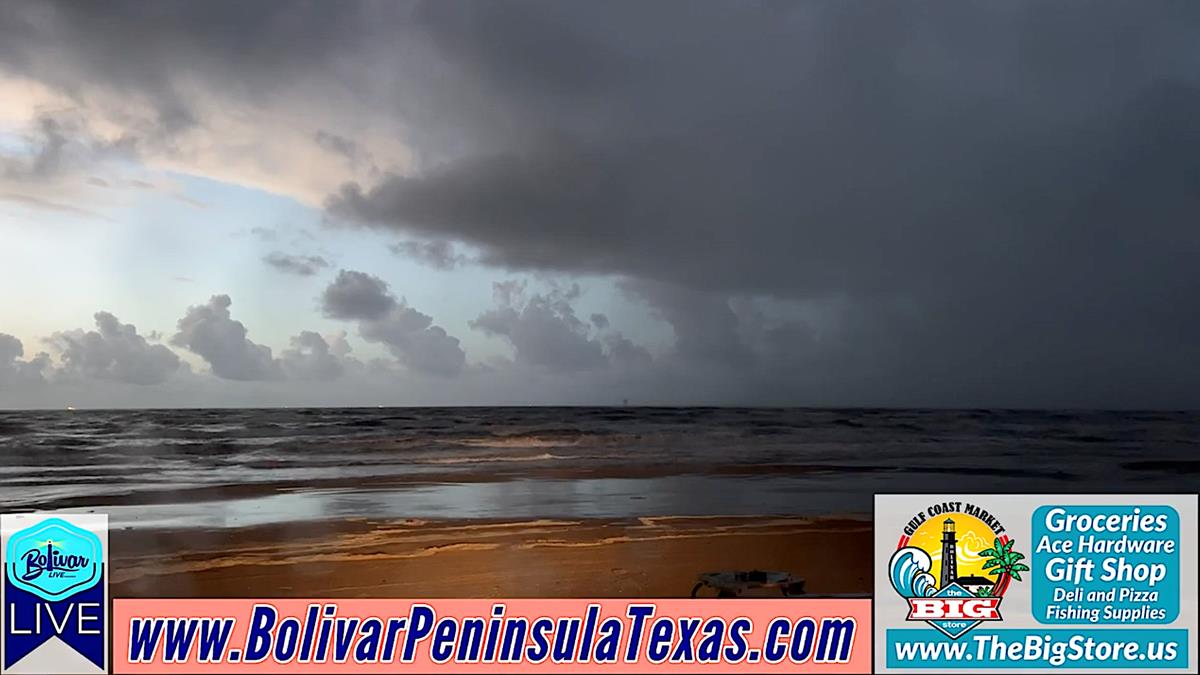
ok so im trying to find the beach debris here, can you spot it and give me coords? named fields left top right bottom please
left=691, top=570, right=805, bottom=598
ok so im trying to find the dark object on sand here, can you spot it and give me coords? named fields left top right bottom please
left=691, top=570, right=806, bottom=597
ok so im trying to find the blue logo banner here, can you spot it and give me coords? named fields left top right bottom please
left=5, top=518, right=102, bottom=601
left=3, top=514, right=107, bottom=674
left=3, top=571, right=106, bottom=669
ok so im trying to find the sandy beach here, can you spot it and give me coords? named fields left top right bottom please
left=109, top=516, right=872, bottom=599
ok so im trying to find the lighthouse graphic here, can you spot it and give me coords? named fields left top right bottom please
left=939, top=517, right=957, bottom=589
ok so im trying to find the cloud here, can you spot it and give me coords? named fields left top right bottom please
left=0, top=192, right=110, bottom=219
left=315, top=130, right=373, bottom=171
left=170, top=295, right=283, bottom=381
left=602, top=333, right=653, bottom=369
left=326, top=330, right=353, bottom=358
left=470, top=281, right=650, bottom=372
left=388, top=239, right=466, bottom=270
left=320, top=3, right=1200, bottom=407
left=2, top=1, right=1199, bottom=405
left=0, top=116, right=72, bottom=182
left=320, top=269, right=397, bottom=320
left=0, top=2, right=414, bottom=204
left=262, top=252, right=330, bottom=276
left=46, top=311, right=181, bottom=385
left=0, top=109, right=204, bottom=218
left=0, top=115, right=134, bottom=183
left=0, top=334, right=51, bottom=389
left=625, top=279, right=754, bottom=368
left=324, top=144, right=648, bottom=277
left=106, top=175, right=208, bottom=208
left=359, top=308, right=466, bottom=378
left=0, top=111, right=138, bottom=200
left=321, top=270, right=466, bottom=377
left=279, top=330, right=348, bottom=381
left=471, top=281, right=604, bottom=371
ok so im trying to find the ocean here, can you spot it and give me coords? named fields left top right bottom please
left=1, top=408, right=1196, bottom=530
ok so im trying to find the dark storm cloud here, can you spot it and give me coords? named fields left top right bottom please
left=171, top=295, right=284, bottom=381
left=321, top=270, right=466, bottom=377
left=262, top=252, right=330, bottom=276
left=47, top=312, right=181, bottom=385
left=5, top=0, right=1200, bottom=405
left=602, top=333, right=653, bottom=369
left=0, top=1, right=380, bottom=127
left=325, top=1, right=1200, bottom=406
left=327, top=3, right=1200, bottom=295
left=625, top=279, right=755, bottom=369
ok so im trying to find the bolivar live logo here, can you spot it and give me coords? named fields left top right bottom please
left=2, top=514, right=107, bottom=674
left=888, top=502, right=1026, bottom=640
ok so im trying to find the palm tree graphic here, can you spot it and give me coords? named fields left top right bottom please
left=978, top=537, right=1029, bottom=597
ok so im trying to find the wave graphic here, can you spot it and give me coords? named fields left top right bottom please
left=889, top=546, right=936, bottom=598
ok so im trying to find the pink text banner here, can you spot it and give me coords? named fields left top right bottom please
left=113, top=598, right=871, bottom=673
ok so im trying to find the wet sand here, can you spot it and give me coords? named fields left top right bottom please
left=110, top=516, right=872, bottom=598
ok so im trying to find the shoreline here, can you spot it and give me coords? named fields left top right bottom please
left=109, top=515, right=874, bottom=599
left=28, top=473, right=884, bottom=530
left=14, top=459, right=1088, bottom=512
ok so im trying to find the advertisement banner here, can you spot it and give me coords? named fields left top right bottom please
left=873, top=494, right=1197, bottom=673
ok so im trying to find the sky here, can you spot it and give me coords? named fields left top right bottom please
left=1, top=0, right=1198, bottom=409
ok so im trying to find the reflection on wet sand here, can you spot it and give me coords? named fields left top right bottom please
left=110, top=516, right=873, bottom=599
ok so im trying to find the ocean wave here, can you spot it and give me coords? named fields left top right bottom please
left=456, top=436, right=579, bottom=449
left=418, top=452, right=564, bottom=464
left=3, top=408, right=1197, bottom=515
